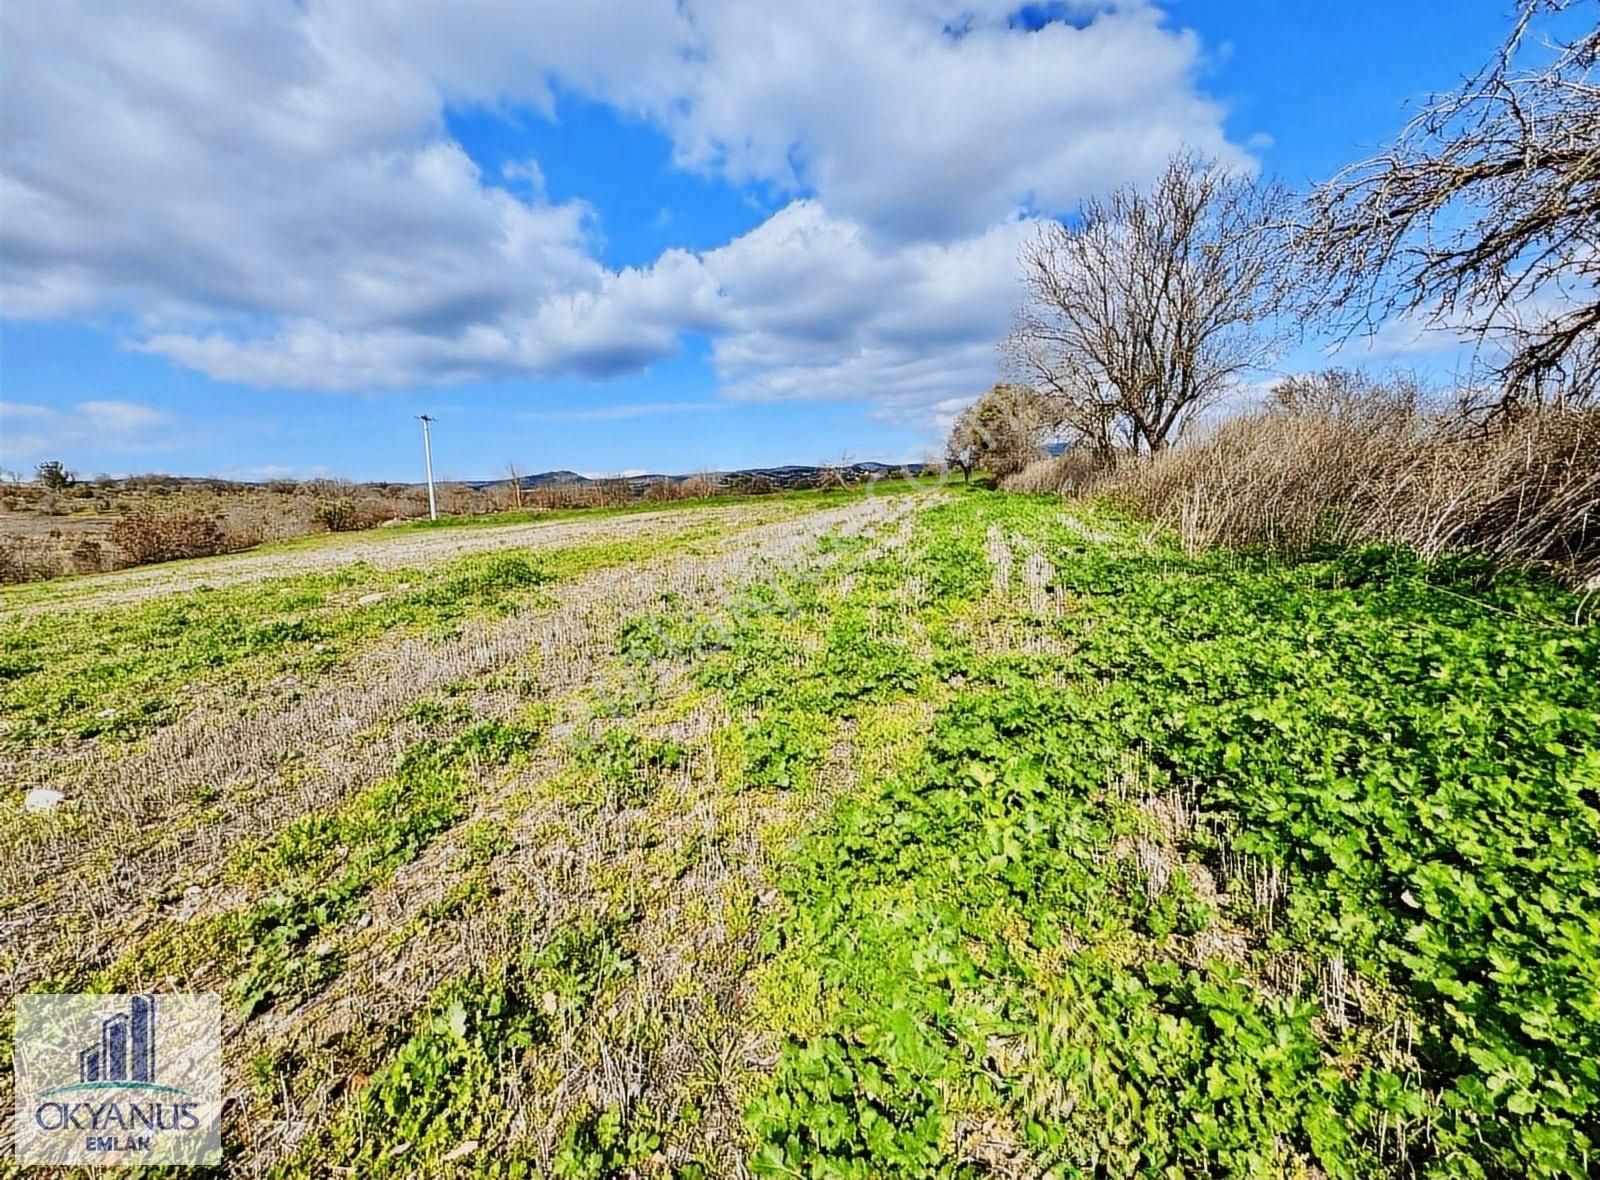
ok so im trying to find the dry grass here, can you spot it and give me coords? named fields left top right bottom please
left=0, top=475, right=741, bottom=585
left=0, top=498, right=915, bottom=978
left=0, top=477, right=440, bottom=579
left=1002, top=451, right=1104, bottom=495
left=1, top=499, right=803, bottom=615
left=1018, top=377, right=1600, bottom=585
left=0, top=491, right=932, bottom=1174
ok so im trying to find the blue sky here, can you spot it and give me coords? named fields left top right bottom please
left=0, top=1, right=1523, bottom=481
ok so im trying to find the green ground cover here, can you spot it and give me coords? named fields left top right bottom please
left=0, top=517, right=732, bottom=747
left=7, top=487, right=1595, bottom=1178
left=745, top=494, right=1599, bottom=1178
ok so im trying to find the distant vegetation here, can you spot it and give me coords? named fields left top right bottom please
left=1001, top=370, right=1600, bottom=587
left=0, top=463, right=927, bottom=584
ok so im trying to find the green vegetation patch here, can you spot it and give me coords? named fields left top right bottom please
left=746, top=494, right=1600, bottom=1179
left=87, top=715, right=544, bottom=1020
left=278, top=913, right=640, bottom=1179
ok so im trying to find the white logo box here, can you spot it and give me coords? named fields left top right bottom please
left=13, top=993, right=222, bottom=1167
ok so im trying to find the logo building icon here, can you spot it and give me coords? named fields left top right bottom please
left=78, top=995, right=157, bottom=1086
left=12, top=991, right=221, bottom=1167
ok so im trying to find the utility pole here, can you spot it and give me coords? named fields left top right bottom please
left=417, top=414, right=437, bottom=521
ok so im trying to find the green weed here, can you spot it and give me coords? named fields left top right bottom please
left=744, top=493, right=1600, bottom=1179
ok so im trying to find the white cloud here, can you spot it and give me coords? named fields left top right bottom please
left=500, top=159, right=548, bottom=198
left=0, top=400, right=174, bottom=463
left=649, top=1, right=1243, bottom=241
left=696, top=201, right=1032, bottom=405
left=219, top=463, right=331, bottom=481
left=1, top=1, right=1252, bottom=416
left=134, top=200, right=1027, bottom=403
left=236, top=464, right=296, bottom=480
left=2, top=2, right=602, bottom=333
left=134, top=245, right=726, bottom=389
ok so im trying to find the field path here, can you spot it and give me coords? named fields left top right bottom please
left=0, top=499, right=807, bottom=614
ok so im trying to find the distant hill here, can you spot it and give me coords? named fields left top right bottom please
left=462, top=461, right=927, bottom=493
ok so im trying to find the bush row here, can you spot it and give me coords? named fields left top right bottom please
left=1004, top=374, right=1600, bottom=586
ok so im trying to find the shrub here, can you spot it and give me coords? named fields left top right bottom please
left=314, top=498, right=388, bottom=532
left=224, top=520, right=265, bottom=551
left=678, top=473, right=719, bottom=499
left=1092, top=372, right=1600, bottom=585
left=1002, top=449, right=1107, bottom=494
left=639, top=474, right=720, bottom=504
left=68, top=539, right=105, bottom=574
left=35, top=460, right=73, bottom=490
left=946, top=383, right=1059, bottom=480
left=0, top=536, right=66, bottom=584
left=642, top=478, right=679, bottom=503
left=727, top=474, right=775, bottom=496
left=108, top=509, right=234, bottom=565
left=0, top=539, right=23, bottom=584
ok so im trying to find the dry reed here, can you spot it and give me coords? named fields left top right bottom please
left=1016, top=378, right=1600, bottom=585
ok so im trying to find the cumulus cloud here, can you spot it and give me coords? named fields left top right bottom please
left=650, top=0, right=1242, bottom=241
left=0, top=0, right=1250, bottom=413
left=136, top=246, right=726, bottom=389
left=1, top=2, right=600, bottom=329
left=697, top=202, right=1033, bottom=404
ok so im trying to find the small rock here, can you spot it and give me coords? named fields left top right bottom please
left=356, top=592, right=386, bottom=606
left=96, top=707, right=117, bottom=719
left=24, top=788, right=66, bottom=813
left=441, top=1141, right=478, bottom=1162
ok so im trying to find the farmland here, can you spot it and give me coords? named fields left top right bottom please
left=2, top=484, right=1596, bottom=1178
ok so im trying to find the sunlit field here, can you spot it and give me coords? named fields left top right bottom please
left=4, top=485, right=1594, bottom=1177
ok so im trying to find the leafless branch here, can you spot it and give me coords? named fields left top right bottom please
left=1295, top=0, right=1600, bottom=405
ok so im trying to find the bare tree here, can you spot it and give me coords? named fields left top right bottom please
left=505, top=461, right=524, bottom=510
left=817, top=450, right=855, bottom=490
left=1007, top=153, right=1291, bottom=456
left=945, top=383, right=1061, bottom=480
left=1295, top=0, right=1600, bottom=405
